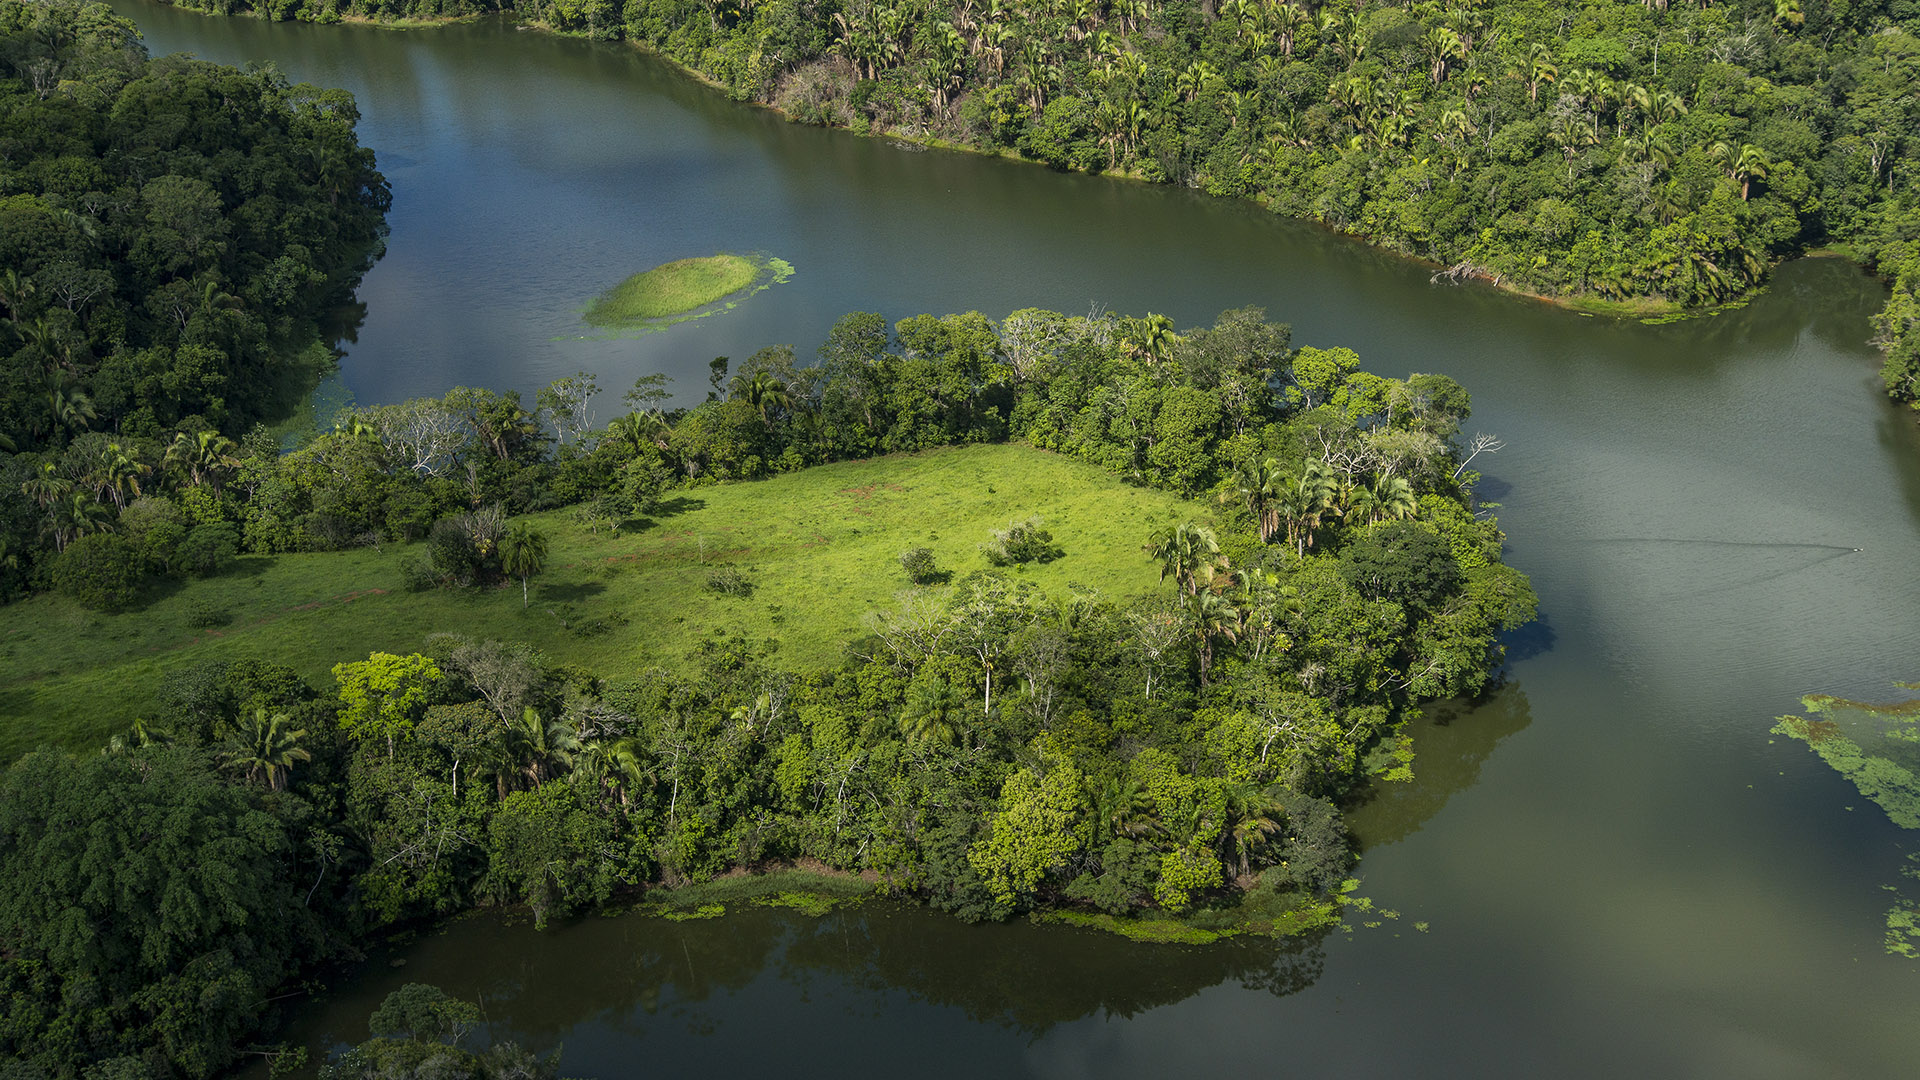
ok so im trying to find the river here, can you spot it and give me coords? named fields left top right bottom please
left=112, top=6, right=1920, bottom=1076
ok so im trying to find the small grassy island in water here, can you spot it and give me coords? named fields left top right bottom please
left=584, top=253, right=788, bottom=329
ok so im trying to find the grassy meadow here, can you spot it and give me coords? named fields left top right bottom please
left=0, top=445, right=1208, bottom=759
left=583, top=253, right=761, bottom=324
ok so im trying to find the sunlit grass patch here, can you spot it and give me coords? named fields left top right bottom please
left=585, top=254, right=761, bottom=324
left=0, top=445, right=1204, bottom=761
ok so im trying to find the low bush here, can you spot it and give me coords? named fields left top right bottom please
left=899, top=546, right=940, bottom=584
left=51, top=534, right=145, bottom=612
left=982, top=517, right=1062, bottom=566
left=705, top=566, right=754, bottom=598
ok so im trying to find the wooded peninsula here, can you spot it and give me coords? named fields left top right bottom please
left=0, top=4, right=1549, bottom=1076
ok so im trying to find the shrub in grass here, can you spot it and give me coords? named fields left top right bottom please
left=899, top=546, right=940, bottom=584
left=186, top=601, right=232, bottom=629
left=981, top=517, right=1062, bottom=566
left=51, top=534, right=145, bottom=612
left=401, top=557, right=439, bottom=593
left=705, top=566, right=754, bottom=597
left=181, top=523, right=240, bottom=577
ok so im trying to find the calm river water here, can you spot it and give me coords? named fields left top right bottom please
left=115, top=6, right=1920, bottom=1076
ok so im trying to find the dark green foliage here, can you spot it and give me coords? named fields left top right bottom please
left=49, top=531, right=142, bottom=610
left=1339, top=521, right=1462, bottom=611
left=185, top=598, right=231, bottom=628
left=0, top=745, right=320, bottom=1078
left=0, top=291, right=1536, bottom=1071
left=1266, top=793, right=1352, bottom=896
left=319, top=984, right=560, bottom=1080
left=484, top=783, right=630, bottom=928
left=0, top=0, right=387, bottom=453
left=0, top=0, right=388, bottom=583
left=180, top=522, right=239, bottom=576
left=899, top=545, right=940, bottom=584
left=161, top=0, right=1914, bottom=333
left=1065, top=838, right=1161, bottom=915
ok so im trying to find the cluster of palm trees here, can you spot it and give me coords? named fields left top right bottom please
left=1085, top=770, right=1296, bottom=885
left=16, top=430, right=243, bottom=552
left=1143, top=521, right=1302, bottom=679
left=1219, top=456, right=1416, bottom=557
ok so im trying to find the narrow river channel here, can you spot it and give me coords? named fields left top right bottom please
left=113, top=5, right=1920, bottom=1075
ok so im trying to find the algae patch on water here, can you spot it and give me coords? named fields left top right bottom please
left=1774, top=684, right=1920, bottom=957
left=579, top=253, right=793, bottom=337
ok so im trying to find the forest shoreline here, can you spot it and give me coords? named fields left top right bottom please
left=144, top=3, right=1829, bottom=327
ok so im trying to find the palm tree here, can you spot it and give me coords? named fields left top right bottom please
left=90, top=443, right=149, bottom=511
left=1367, top=474, right=1418, bottom=525
left=499, top=523, right=549, bottom=609
left=167, top=430, right=240, bottom=492
left=1524, top=43, right=1557, bottom=104
left=1220, top=782, right=1286, bottom=879
left=221, top=708, right=311, bottom=792
left=1184, top=588, right=1243, bottom=682
left=1086, top=774, right=1156, bottom=846
left=728, top=370, right=792, bottom=424
left=1275, top=462, right=1339, bottom=556
left=579, top=734, right=649, bottom=807
left=1121, top=313, right=1177, bottom=366
left=506, top=706, right=579, bottom=788
left=46, top=490, right=111, bottom=552
left=1219, top=458, right=1283, bottom=542
left=1734, top=144, right=1772, bottom=200
left=1144, top=521, right=1224, bottom=595
left=20, top=462, right=70, bottom=510
left=899, top=675, right=966, bottom=747
left=1710, top=142, right=1772, bottom=200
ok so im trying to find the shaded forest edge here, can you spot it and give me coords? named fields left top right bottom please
left=149, top=0, right=1920, bottom=412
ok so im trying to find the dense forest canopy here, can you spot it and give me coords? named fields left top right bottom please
left=0, top=0, right=390, bottom=591
left=153, top=0, right=1920, bottom=405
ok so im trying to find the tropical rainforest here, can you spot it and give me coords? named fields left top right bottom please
left=0, top=12, right=1535, bottom=1074
left=149, top=0, right=1920, bottom=408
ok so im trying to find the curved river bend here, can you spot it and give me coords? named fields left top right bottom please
left=114, top=6, right=1920, bottom=1076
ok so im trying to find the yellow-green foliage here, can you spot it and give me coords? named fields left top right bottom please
left=634, top=868, right=872, bottom=922
left=1038, top=910, right=1223, bottom=945
left=0, top=445, right=1206, bottom=759
left=584, top=254, right=761, bottom=324
left=1773, top=691, right=1920, bottom=830
left=970, top=759, right=1083, bottom=906
left=1036, top=890, right=1340, bottom=944
left=751, top=891, right=844, bottom=917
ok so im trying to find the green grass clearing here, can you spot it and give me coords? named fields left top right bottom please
left=585, top=254, right=762, bottom=325
left=0, top=444, right=1208, bottom=760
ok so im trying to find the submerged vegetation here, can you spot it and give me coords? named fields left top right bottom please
left=583, top=253, right=762, bottom=325
left=1775, top=685, right=1920, bottom=959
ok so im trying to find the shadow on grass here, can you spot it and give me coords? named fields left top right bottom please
left=132, top=556, right=274, bottom=612
left=655, top=496, right=706, bottom=518
left=540, top=581, right=608, bottom=603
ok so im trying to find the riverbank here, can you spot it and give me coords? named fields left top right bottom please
left=141, top=3, right=1817, bottom=330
